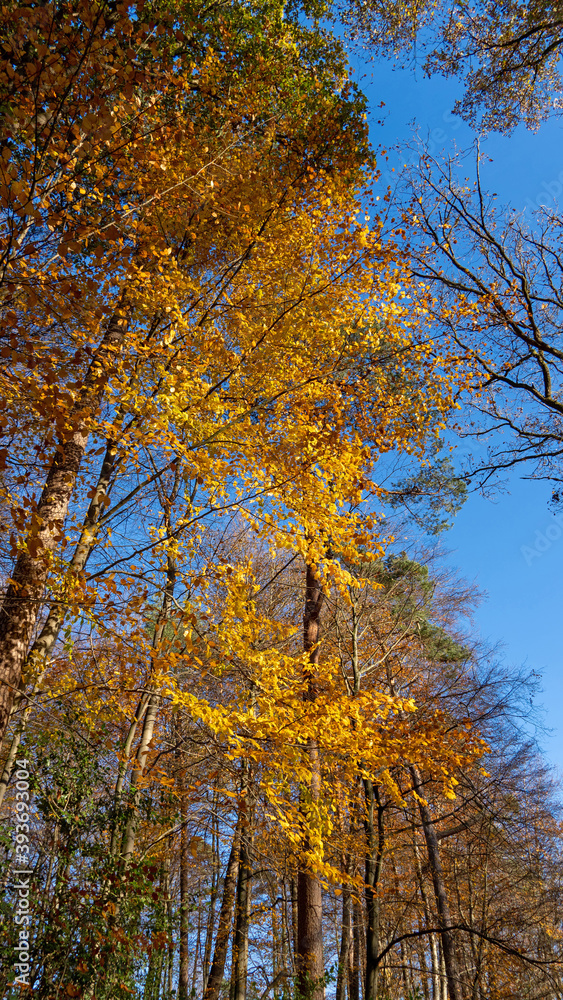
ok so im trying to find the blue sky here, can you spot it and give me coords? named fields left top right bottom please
left=343, top=47, right=563, bottom=774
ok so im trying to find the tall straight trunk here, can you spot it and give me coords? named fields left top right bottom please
left=179, top=782, right=191, bottom=1000
left=440, top=948, right=448, bottom=1000
left=335, top=883, right=351, bottom=1000
left=291, top=877, right=299, bottom=961
left=167, top=838, right=174, bottom=1000
left=430, top=935, right=441, bottom=1000
left=348, top=898, right=361, bottom=1000
left=281, top=878, right=293, bottom=977
left=410, top=765, right=462, bottom=1000
left=231, top=775, right=253, bottom=1000
left=0, top=304, right=128, bottom=742
left=203, top=797, right=221, bottom=994
left=108, top=692, right=150, bottom=856
left=399, top=938, right=411, bottom=999
left=203, top=816, right=243, bottom=1000
left=416, top=921, right=431, bottom=1000
left=413, top=817, right=440, bottom=1000
left=120, top=539, right=177, bottom=862
left=119, top=690, right=160, bottom=861
left=297, top=561, right=325, bottom=1000
left=364, top=780, right=385, bottom=1000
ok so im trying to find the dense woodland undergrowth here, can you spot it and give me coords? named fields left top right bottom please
left=1, top=1, right=563, bottom=999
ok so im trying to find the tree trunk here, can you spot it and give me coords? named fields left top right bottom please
left=291, top=877, right=299, bottom=962
left=297, top=561, right=325, bottom=1000
left=0, top=305, right=128, bottom=742
left=120, top=544, right=177, bottom=862
left=413, top=829, right=440, bottom=1000
left=335, top=884, right=351, bottom=1000
left=0, top=434, right=121, bottom=807
left=109, top=693, right=151, bottom=856
left=231, top=771, right=253, bottom=1000
left=203, top=816, right=243, bottom=1000
left=119, top=690, right=160, bottom=861
left=179, top=746, right=191, bottom=1000
left=348, top=898, right=361, bottom=1000
left=364, top=779, right=385, bottom=1000
left=410, top=765, right=462, bottom=1000
left=203, top=798, right=221, bottom=994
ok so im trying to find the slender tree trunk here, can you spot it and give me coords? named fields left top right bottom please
left=429, top=935, right=441, bottom=1000
left=335, top=883, right=351, bottom=1000
left=364, top=780, right=385, bottom=1000
left=348, top=898, right=361, bottom=1000
left=416, top=920, right=431, bottom=1000
left=297, top=561, right=325, bottom=1000
left=231, top=774, right=253, bottom=1000
left=410, top=765, right=462, bottom=1000
left=440, top=948, right=448, bottom=1000
left=400, top=938, right=411, bottom=999
left=109, top=693, right=151, bottom=856
left=0, top=305, right=128, bottom=742
left=203, top=797, right=221, bottom=994
left=413, top=831, right=440, bottom=1000
left=291, top=877, right=299, bottom=961
left=119, top=690, right=161, bottom=861
left=179, top=772, right=191, bottom=1000
left=203, top=816, right=243, bottom=1000
left=167, top=837, right=174, bottom=1000
left=120, top=540, right=177, bottom=862
left=192, top=891, right=202, bottom=998
left=281, top=878, right=293, bottom=977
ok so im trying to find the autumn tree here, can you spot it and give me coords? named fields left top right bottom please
left=338, top=0, right=563, bottom=131
left=391, top=149, right=563, bottom=495
left=0, top=0, right=381, bottom=739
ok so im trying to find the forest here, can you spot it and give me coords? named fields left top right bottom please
left=1, top=1, right=563, bottom=998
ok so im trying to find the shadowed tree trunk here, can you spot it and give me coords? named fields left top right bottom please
left=297, top=561, right=325, bottom=1000
left=203, top=813, right=243, bottom=1000
left=348, top=897, right=361, bottom=1000
left=410, top=765, right=463, bottom=1000
left=335, top=879, right=351, bottom=1000
left=231, top=765, right=253, bottom=1000
left=364, top=779, right=385, bottom=1000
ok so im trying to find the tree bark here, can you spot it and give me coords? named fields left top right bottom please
left=119, top=690, right=160, bottom=861
left=178, top=733, right=191, bottom=1000
left=364, top=779, right=385, bottom=1000
left=413, top=826, right=440, bottom=1000
left=0, top=305, right=128, bottom=742
left=410, top=764, right=463, bottom=1000
left=203, top=816, right=243, bottom=1000
left=348, top=898, right=361, bottom=1000
left=335, top=883, right=351, bottom=1000
left=231, top=771, right=253, bottom=1000
left=0, top=433, right=120, bottom=805
left=203, top=799, right=221, bottom=994
left=120, top=539, right=176, bottom=862
left=296, top=561, right=325, bottom=1000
